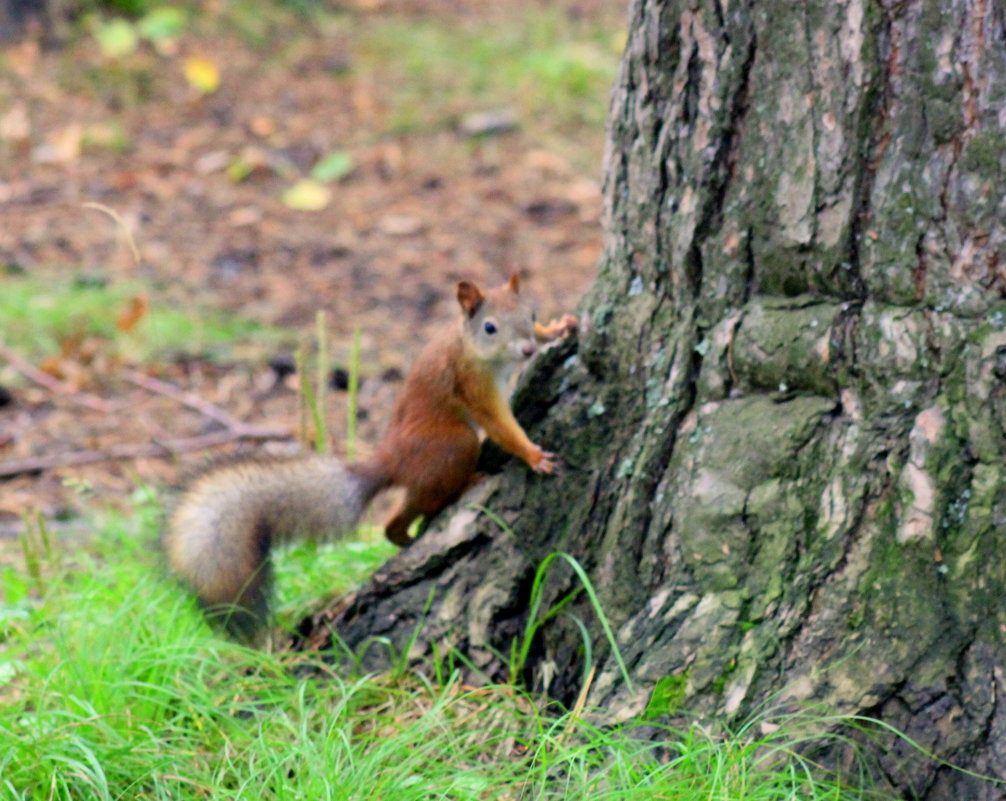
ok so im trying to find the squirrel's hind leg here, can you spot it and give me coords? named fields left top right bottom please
left=384, top=469, right=475, bottom=546
left=384, top=497, right=423, bottom=546
left=383, top=427, right=480, bottom=546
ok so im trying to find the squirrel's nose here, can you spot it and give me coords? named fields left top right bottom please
left=521, top=342, right=536, bottom=358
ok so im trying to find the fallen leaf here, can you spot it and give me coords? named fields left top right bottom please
left=280, top=179, right=331, bottom=211
left=39, top=355, right=70, bottom=383
left=311, top=151, right=355, bottom=183
left=94, top=18, right=139, bottom=59
left=249, top=116, right=276, bottom=137
left=227, top=146, right=270, bottom=183
left=32, top=124, right=82, bottom=164
left=137, top=6, right=186, bottom=54
left=184, top=56, right=220, bottom=94
left=116, top=294, right=149, bottom=333
left=226, top=158, right=254, bottom=183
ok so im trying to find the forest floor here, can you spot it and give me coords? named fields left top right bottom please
left=0, top=0, right=624, bottom=539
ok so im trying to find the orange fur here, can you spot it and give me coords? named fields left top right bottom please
left=360, top=275, right=571, bottom=545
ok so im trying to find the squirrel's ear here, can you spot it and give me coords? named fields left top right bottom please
left=506, top=273, right=521, bottom=294
left=457, top=281, right=484, bottom=318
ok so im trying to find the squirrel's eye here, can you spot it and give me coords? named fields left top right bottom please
left=484, top=321, right=498, bottom=335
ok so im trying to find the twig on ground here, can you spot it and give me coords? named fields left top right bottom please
left=0, top=427, right=290, bottom=478
left=123, top=369, right=254, bottom=431
left=81, top=201, right=142, bottom=264
left=0, top=342, right=118, bottom=414
left=1, top=360, right=290, bottom=477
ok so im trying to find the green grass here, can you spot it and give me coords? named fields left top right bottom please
left=273, top=533, right=395, bottom=624
left=354, top=9, right=621, bottom=162
left=0, top=492, right=896, bottom=801
left=0, top=274, right=279, bottom=365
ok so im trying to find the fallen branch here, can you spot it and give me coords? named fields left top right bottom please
left=1, top=359, right=292, bottom=477
left=0, top=342, right=118, bottom=415
left=123, top=369, right=252, bottom=431
left=0, top=426, right=290, bottom=479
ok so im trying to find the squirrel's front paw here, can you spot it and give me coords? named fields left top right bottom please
left=536, top=314, right=579, bottom=341
left=555, top=314, right=578, bottom=335
left=531, top=448, right=558, bottom=474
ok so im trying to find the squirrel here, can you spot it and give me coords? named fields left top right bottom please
left=164, top=274, right=577, bottom=640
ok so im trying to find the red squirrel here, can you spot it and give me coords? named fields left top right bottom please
left=164, top=274, right=577, bottom=639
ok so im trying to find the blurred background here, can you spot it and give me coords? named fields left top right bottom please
left=0, top=0, right=626, bottom=525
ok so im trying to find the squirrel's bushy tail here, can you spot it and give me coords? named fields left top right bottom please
left=164, top=454, right=386, bottom=641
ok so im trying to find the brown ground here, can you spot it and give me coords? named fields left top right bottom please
left=0, top=2, right=620, bottom=536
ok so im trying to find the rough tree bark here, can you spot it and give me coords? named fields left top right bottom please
left=297, top=2, right=1006, bottom=798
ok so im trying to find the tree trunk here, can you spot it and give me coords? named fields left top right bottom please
left=296, top=2, right=1006, bottom=798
